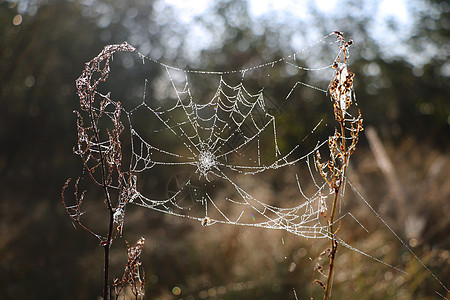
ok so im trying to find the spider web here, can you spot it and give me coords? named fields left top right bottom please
left=74, top=32, right=449, bottom=297
left=99, top=32, right=344, bottom=240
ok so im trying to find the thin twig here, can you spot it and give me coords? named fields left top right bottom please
left=317, top=32, right=362, bottom=300
left=323, top=189, right=339, bottom=300
left=89, top=98, right=114, bottom=300
left=62, top=42, right=137, bottom=300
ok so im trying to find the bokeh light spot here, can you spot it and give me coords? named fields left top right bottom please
left=172, top=286, right=181, bottom=295
left=13, top=14, right=23, bottom=26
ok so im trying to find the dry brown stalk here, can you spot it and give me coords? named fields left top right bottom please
left=62, top=42, right=141, bottom=300
left=316, top=31, right=363, bottom=300
left=365, top=126, right=406, bottom=224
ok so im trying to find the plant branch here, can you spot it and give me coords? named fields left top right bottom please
left=316, top=32, right=362, bottom=300
left=62, top=42, right=137, bottom=300
left=88, top=97, right=114, bottom=300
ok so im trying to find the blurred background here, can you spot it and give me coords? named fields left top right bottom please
left=0, top=0, right=449, bottom=299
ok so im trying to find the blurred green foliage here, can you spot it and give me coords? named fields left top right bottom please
left=0, top=0, right=448, bottom=299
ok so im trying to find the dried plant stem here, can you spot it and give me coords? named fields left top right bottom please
left=89, top=105, right=114, bottom=300
left=316, top=32, right=362, bottom=300
left=365, top=126, right=406, bottom=224
left=323, top=126, right=347, bottom=300
left=323, top=189, right=339, bottom=300
left=63, top=42, right=143, bottom=300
